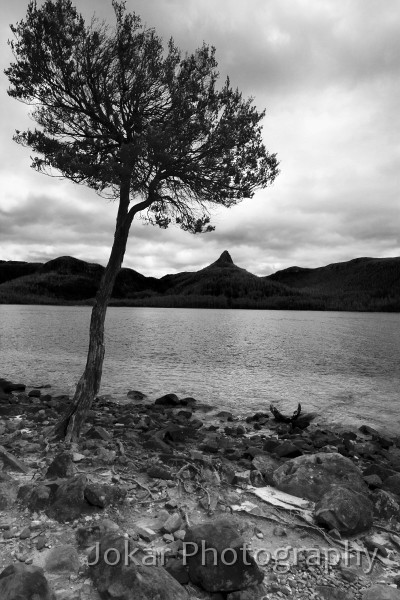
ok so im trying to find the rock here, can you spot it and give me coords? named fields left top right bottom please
left=364, top=474, right=382, bottom=489
left=72, top=452, right=85, bottom=462
left=233, top=471, right=251, bottom=486
left=316, top=586, right=352, bottom=599
left=362, top=584, right=400, bottom=599
left=143, top=434, right=173, bottom=454
left=252, top=455, right=280, bottom=484
left=0, top=391, right=10, bottom=403
left=180, top=397, right=197, bottom=407
left=0, top=563, right=54, bottom=599
left=227, top=584, right=268, bottom=599
left=95, top=447, right=116, bottom=464
left=184, top=518, right=263, bottom=592
left=20, top=526, right=31, bottom=539
left=311, top=429, right=340, bottom=449
left=155, top=394, right=181, bottom=407
left=127, top=390, right=147, bottom=401
left=363, top=463, right=396, bottom=483
left=165, top=558, right=189, bottom=584
left=162, top=513, right=183, bottom=534
left=86, top=425, right=112, bottom=441
left=274, top=441, right=303, bottom=458
left=383, top=474, right=400, bottom=497
left=372, top=489, right=400, bottom=520
left=218, top=411, right=234, bottom=420
left=28, top=389, right=41, bottom=397
left=46, top=474, right=90, bottom=522
left=45, top=545, right=80, bottom=574
left=315, top=485, right=373, bottom=535
left=272, top=526, right=287, bottom=537
left=359, top=426, right=393, bottom=448
left=147, top=464, right=174, bottom=480
left=132, top=525, right=157, bottom=542
left=272, top=452, right=367, bottom=502
left=263, top=437, right=280, bottom=452
left=18, top=483, right=52, bottom=512
left=249, top=470, right=265, bottom=487
left=164, top=425, right=194, bottom=443
left=45, top=453, right=75, bottom=479
left=84, top=483, right=109, bottom=508
left=0, top=444, right=30, bottom=473
left=36, top=536, right=46, bottom=551
left=1, top=382, right=25, bottom=393
left=339, top=565, right=359, bottom=583
left=354, top=441, right=381, bottom=457
left=89, top=532, right=188, bottom=599
left=0, top=473, right=18, bottom=509
left=363, top=536, right=389, bottom=557
left=76, top=519, right=120, bottom=548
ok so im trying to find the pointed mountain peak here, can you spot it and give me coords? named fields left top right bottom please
left=215, top=250, right=234, bottom=265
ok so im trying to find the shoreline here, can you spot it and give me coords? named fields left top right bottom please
left=1, top=377, right=400, bottom=598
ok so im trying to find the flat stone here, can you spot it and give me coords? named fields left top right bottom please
left=132, top=525, right=157, bottom=542
left=316, top=585, right=352, bottom=600
left=45, top=545, right=80, bottom=574
left=362, top=584, right=400, bottom=599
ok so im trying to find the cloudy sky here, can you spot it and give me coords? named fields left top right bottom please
left=1, top=0, right=399, bottom=277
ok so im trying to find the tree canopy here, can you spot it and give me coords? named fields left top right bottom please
left=6, top=0, right=279, bottom=233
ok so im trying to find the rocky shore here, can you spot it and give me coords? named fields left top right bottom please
left=1, top=377, right=400, bottom=599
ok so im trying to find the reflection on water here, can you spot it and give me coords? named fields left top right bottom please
left=0, top=305, right=399, bottom=433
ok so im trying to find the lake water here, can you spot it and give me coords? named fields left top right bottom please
left=0, top=305, right=399, bottom=433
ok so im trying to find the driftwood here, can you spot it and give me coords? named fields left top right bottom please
left=270, top=402, right=302, bottom=423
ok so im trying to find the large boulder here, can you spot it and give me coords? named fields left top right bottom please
left=315, top=485, right=374, bottom=535
left=362, top=585, right=400, bottom=599
left=184, top=518, right=263, bottom=592
left=46, top=474, right=90, bottom=522
left=89, top=532, right=188, bottom=600
left=0, top=563, right=54, bottom=599
left=272, top=453, right=367, bottom=502
left=45, top=452, right=76, bottom=479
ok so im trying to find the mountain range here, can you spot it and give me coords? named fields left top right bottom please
left=0, top=251, right=399, bottom=311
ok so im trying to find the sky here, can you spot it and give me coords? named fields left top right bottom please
left=1, top=0, right=399, bottom=277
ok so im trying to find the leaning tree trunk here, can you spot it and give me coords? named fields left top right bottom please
left=53, top=180, right=134, bottom=442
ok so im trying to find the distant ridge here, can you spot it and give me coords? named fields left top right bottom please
left=0, top=252, right=399, bottom=312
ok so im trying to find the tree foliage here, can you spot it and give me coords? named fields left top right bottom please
left=6, top=0, right=279, bottom=232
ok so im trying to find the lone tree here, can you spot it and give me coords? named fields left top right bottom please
left=6, top=0, right=279, bottom=441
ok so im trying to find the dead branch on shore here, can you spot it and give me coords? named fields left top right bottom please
left=270, top=402, right=302, bottom=423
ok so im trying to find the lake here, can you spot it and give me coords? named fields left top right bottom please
left=0, top=305, right=399, bottom=433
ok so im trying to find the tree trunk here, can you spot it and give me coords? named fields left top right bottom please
left=53, top=180, right=134, bottom=442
